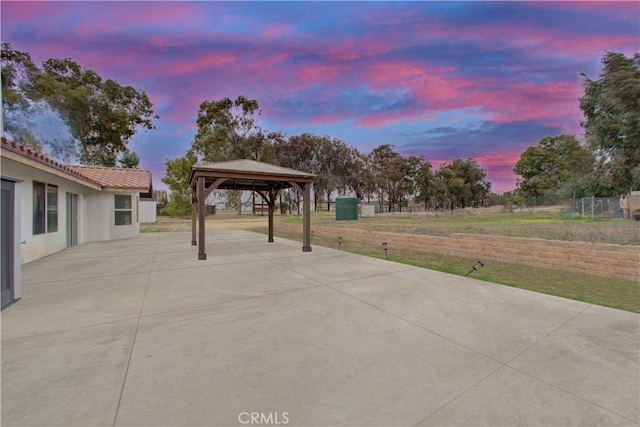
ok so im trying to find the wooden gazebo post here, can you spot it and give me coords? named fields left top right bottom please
left=197, top=176, right=206, bottom=260
left=302, top=182, right=312, bottom=252
left=191, top=187, right=197, bottom=246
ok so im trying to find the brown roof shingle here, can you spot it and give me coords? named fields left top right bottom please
left=68, top=166, right=152, bottom=192
left=1, top=137, right=152, bottom=195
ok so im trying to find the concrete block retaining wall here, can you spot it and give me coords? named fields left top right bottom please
left=275, top=223, right=640, bottom=281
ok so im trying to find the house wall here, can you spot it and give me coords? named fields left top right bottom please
left=1, top=176, right=23, bottom=300
left=139, top=200, right=157, bottom=224
left=2, top=158, right=95, bottom=263
left=108, top=192, right=140, bottom=240
left=82, top=192, right=141, bottom=241
left=1, top=158, right=141, bottom=264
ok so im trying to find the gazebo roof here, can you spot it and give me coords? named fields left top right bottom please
left=188, top=159, right=316, bottom=191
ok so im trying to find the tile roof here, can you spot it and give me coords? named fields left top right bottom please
left=1, top=137, right=152, bottom=195
left=1, top=137, right=102, bottom=187
left=68, top=166, right=152, bottom=192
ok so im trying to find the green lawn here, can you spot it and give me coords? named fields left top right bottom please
left=261, top=227, right=639, bottom=313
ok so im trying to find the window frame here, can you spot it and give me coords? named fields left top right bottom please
left=47, top=184, right=58, bottom=233
left=114, top=194, right=133, bottom=226
left=33, top=181, right=58, bottom=235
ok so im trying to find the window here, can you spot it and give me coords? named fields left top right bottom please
left=47, top=185, right=58, bottom=232
left=33, top=182, right=46, bottom=234
left=114, top=194, right=132, bottom=225
left=33, top=182, right=57, bottom=235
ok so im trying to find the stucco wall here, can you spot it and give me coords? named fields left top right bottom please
left=139, top=200, right=157, bottom=224
left=276, top=223, right=640, bottom=281
left=86, top=192, right=140, bottom=241
left=1, top=158, right=141, bottom=263
left=86, top=193, right=110, bottom=242
left=1, top=158, right=102, bottom=263
left=108, top=193, right=140, bottom=240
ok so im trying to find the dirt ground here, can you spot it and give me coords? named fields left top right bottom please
left=141, top=215, right=268, bottom=232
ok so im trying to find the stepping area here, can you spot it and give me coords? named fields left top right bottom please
left=2, top=230, right=638, bottom=426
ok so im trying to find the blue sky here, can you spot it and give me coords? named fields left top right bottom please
left=2, top=1, right=638, bottom=192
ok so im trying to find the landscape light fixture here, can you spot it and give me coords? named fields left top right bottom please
left=465, top=260, right=484, bottom=277
left=382, top=242, right=389, bottom=260
left=337, top=236, right=343, bottom=250
left=310, top=230, right=315, bottom=242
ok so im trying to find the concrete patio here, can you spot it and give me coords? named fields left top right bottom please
left=1, top=230, right=638, bottom=426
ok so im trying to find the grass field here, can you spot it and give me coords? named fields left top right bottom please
left=285, top=208, right=640, bottom=245
left=143, top=209, right=639, bottom=313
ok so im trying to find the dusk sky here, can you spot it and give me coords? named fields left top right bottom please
left=1, top=1, right=638, bottom=193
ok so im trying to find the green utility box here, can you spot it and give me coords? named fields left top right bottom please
left=335, top=196, right=359, bottom=221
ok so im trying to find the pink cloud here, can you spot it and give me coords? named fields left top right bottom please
left=162, top=53, right=238, bottom=78
left=263, top=24, right=295, bottom=40
left=294, top=64, right=347, bottom=85
left=479, top=81, right=583, bottom=125
left=99, top=2, right=204, bottom=29
left=1, top=2, right=60, bottom=21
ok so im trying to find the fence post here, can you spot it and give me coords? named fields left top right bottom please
left=591, top=195, right=595, bottom=219
left=581, top=198, right=585, bottom=217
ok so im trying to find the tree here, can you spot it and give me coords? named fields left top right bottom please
left=433, top=165, right=460, bottom=211
left=434, top=158, right=491, bottom=209
left=580, top=52, right=640, bottom=193
left=192, top=96, right=277, bottom=214
left=513, top=135, right=594, bottom=204
left=1, top=43, right=157, bottom=165
left=343, top=147, right=368, bottom=201
left=118, top=150, right=141, bottom=168
left=30, top=58, right=157, bottom=165
left=1, top=43, right=42, bottom=151
left=369, top=144, right=406, bottom=212
left=311, top=135, right=353, bottom=211
left=192, top=95, right=262, bottom=162
left=276, top=133, right=354, bottom=211
left=274, top=135, right=316, bottom=213
left=275, top=134, right=314, bottom=171
left=162, top=151, right=197, bottom=217
left=1, top=43, right=34, bottom=108
left=401, top=155, right=425, bottom=210
left=414, top=160, right=434, bottom=209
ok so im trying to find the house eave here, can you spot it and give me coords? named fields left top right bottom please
left=1, top=150, right=102, bottom=191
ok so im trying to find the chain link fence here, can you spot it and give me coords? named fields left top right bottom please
left=561, top=196, right=623, bottom=219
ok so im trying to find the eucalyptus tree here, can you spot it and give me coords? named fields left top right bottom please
left=414, top=160, right=435, bottom=209
left=514, top=135, right=594, bottom=204
left=580, top=52, right=640, bottom=193
left=369, top=144, right=406, bottom=211
left=434, top=158, right=490, bottom=209
left=192, top=95, right=263, bottom=162
left=1, top=43, right=157, bottom=165
left=162, top=150, right=198, bottom=217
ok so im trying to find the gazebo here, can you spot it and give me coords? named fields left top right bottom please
left=187, top=160, right=316, bottom=260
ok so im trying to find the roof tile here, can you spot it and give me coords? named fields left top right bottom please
left=68, top=166, right=152, bottom=191
left=1, top=138, right=152, bottom=194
